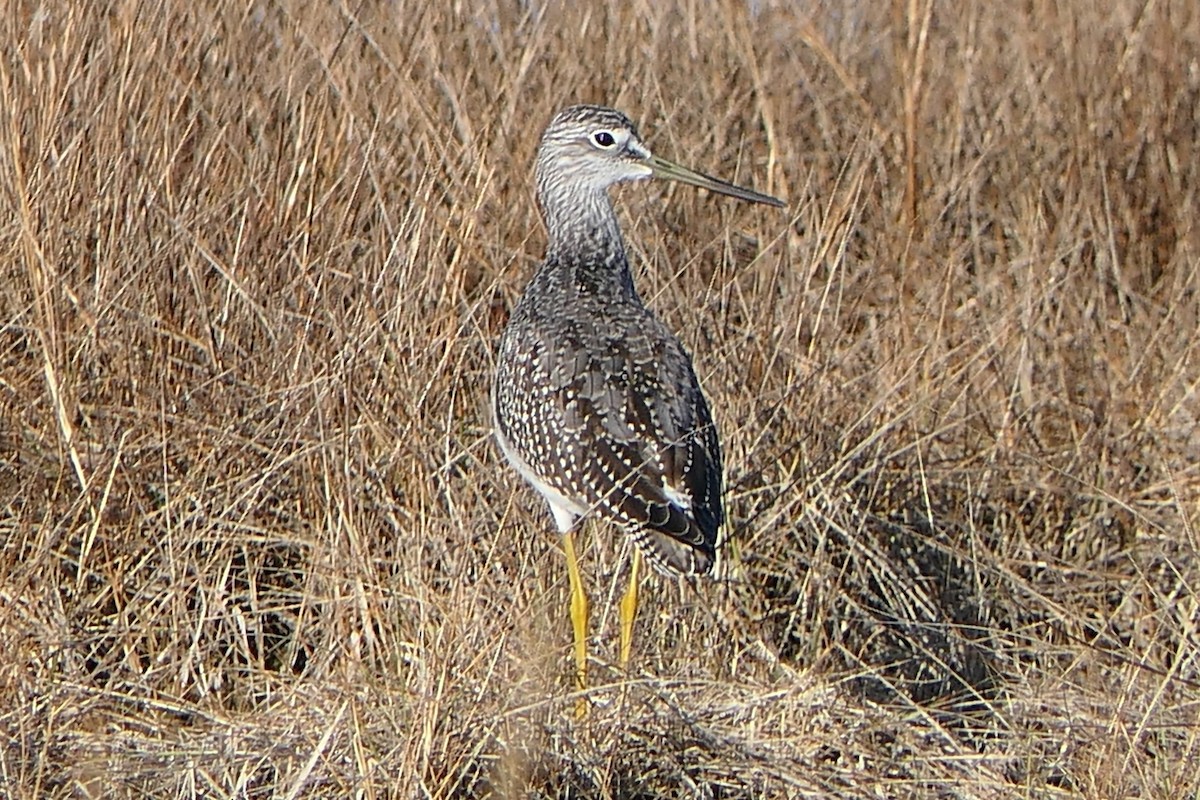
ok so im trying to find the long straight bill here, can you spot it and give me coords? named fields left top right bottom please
left=649, top=155, right=784, bottom=208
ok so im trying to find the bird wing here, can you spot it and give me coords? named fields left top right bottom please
left=550, top=326, right=723, bottom=574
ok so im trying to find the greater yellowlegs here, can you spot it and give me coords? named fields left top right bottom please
left=493, top=105, right=783, bottom=709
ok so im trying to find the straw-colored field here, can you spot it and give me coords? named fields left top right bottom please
left=2, top=1, right=1198, bottom=797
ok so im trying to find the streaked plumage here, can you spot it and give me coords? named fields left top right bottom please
left=492, top=105, right=782, bottom=690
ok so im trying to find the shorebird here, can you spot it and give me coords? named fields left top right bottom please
left=493, top=104, right=783, bottom=712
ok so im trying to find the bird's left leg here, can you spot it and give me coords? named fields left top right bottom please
left=562, top=529, right=589, bottom=717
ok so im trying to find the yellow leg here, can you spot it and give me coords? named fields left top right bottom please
left=618, top=547, right=642, bottom=669
left=562, top=530, right=588, bottom=717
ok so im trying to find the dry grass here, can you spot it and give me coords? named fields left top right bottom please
left=1, top=0, right=1198, bottom=797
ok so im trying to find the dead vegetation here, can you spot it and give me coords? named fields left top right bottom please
left=1, top=1, right=1198, bottom=797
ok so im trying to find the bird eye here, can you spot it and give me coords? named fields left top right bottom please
left=591, top=130, right=617, bottom=148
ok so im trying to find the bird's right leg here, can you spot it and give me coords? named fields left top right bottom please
left=618, top=547, right=641, bottom=669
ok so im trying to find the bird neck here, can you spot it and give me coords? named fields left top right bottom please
left=538, top=187, right=638, bottom=298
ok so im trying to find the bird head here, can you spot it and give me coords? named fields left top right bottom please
left=535, top=104, right=784, bottom=208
